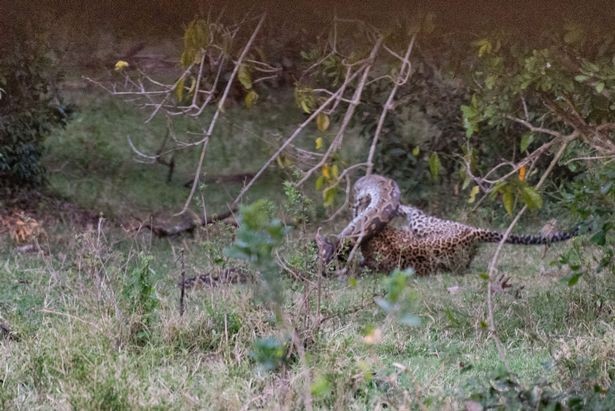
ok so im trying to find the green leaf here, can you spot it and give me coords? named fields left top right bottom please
left=238, top=64, right=252, bottom=90
left=316, top=112, right=330, bottom=132
left=244, top=89, right=258, bottom=109
left=521, top=185, right=543, bottom=209
left=428, top=152, right=441, bottom=181
left=590, top=230, right=607, bottom=246
left=323, top=186, right=337, bottom=206
left=472, top=38, right=492, bottom=57
left=461, top=104, right=479, bottom=137
left=412, top=146, right=420, bottom=157
left=311, top=375, right=331, bottom=398
left=175, top=78, right=185, bottom=102
left=485, top=74, right=497, bottom=90
left=467, top=185, right=480, bottom=204
left=520, top=133, right=534, bottom=152
left=574, top=74, right=589, bottom=82
left=562, top=272, right=582, bottom=286
left=300, top=98, right=312, bottom=114
left=595, top=81, right=605, bottom=93
left=315, top=175, right=325, bottom=191
left=502, top=186, right=514, bottom=215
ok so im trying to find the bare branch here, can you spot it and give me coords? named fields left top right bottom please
left=485, top=135, right=573, bottom=363
left=181, top=13, right=267, bottom=214
left=297, top=36, right=384, bottom=186
left=366, top=33, right=416, bottom=175
left=505, top=115, right=564, bottom=139
left=231, top=66, right=365, bottom=207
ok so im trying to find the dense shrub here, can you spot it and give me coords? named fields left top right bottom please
left=0, top=27, right=68, bottom=190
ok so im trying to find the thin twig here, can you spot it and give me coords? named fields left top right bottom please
left=298, top=36, right=384, bottom=186
left=366, top=34, right=416, bottom=175
left=231, top=67, right=365, bottom=207
left=181, top=13, right=267, bottom=214
left=179, top=248, right=186, bottom=316
left=485, top=135, right=573, bottom=364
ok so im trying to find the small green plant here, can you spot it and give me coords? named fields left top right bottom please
left=374, top=269, right=421, bottom=327
left=250, top=336, right=288, bottom=372
left=225, top=199, right=286, bottom=312
left=225, top=200, right=298, bottom=372
left=283, top=180, right=314, bottom=226
left=122, top=254, right=159, bottom=345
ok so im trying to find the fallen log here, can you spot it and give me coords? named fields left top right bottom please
left=142, top=207, right=238, bottom=237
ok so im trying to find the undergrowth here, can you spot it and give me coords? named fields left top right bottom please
left=1, top=206, right=613, bottom=409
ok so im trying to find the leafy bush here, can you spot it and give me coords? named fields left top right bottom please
left=459, top=25, right=615, bottom=213
left=360, top=58, right=469, bottom=199
left=558, top=162, right=615, bottom=283
left=466, top=370, right=615, bottom=410
left=0, top=27, right=69, bottom=190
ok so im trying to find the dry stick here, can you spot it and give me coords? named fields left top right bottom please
left=366, top=34, right=417, bottom=176
left=297, top=36, right=384, bottom=186
left=181, top=14, right=266, bottom=214
left=179, top=248, right=186, bottom=316
left=191, top=52, right=227, bottom=118
left=231, top=67, right=365, bottom=207
left=485, top=134, right=575, bottom=364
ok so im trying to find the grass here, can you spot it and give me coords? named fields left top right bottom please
left=2, top=232, right=614, bottom=409
left=43, top=93, right=304, bottom=216
left=2, top=95, right=614, bottom=409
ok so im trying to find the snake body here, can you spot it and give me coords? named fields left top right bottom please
left=318, top=174, right=578, bottom=275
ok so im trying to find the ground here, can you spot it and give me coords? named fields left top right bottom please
left=1, top=95, right=614, bottom=410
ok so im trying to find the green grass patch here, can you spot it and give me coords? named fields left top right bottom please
left=2, top=226, right=613, bottom=409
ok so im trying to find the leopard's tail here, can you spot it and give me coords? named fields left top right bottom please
left=479, top=226, right=579, bottom=245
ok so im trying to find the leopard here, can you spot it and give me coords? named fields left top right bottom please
left=318, top=174, right=578, bottom=276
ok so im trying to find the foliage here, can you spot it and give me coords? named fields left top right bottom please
left=558, top=162, right=615, bottom=284
left=373, top=269, right=421, bottom=328
left=466, top=369, right=615, bottom=410
left=460, top=25, right=615, bottom=213
left=250, top=336, right=288, bottom=372
left=225, top=199, right=287, bottom=312
left=122, top=254, right=159, bottom=345
left=282, top=180, right=315, bottom=225
left=0, top=28, right=69, bottom=189
left=224, top=200, right=295, bottom=371
left=360, top=56, right=469, bottom=198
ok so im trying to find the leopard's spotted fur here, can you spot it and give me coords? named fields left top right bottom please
left=319, top=175, right=577, bottom=275
left=362, top=205, right=577, bottom=275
